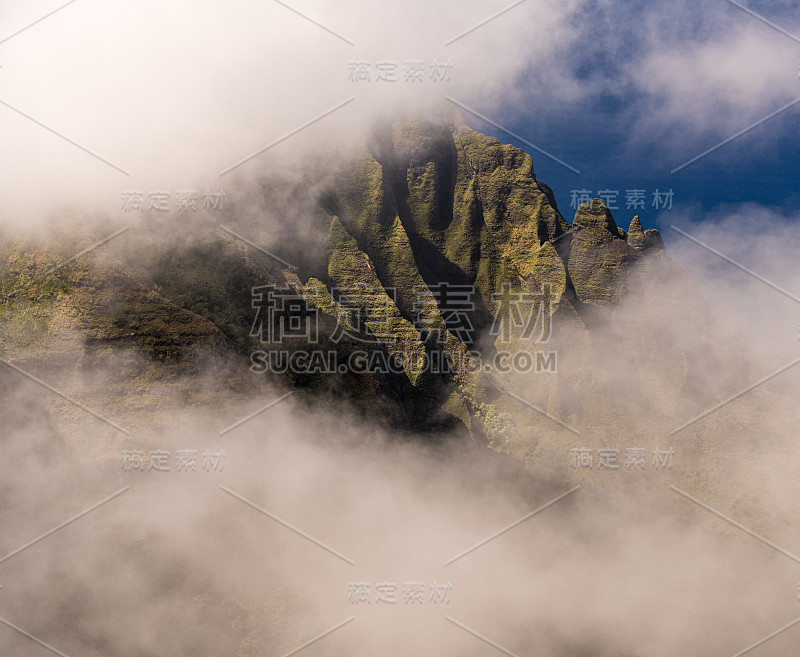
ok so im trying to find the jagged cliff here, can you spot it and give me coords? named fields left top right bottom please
left=0, top=115, right=782, bottom=466
left=3, top=115, right=799, bottom=657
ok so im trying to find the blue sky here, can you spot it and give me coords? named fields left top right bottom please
left=501, top=91, right=800, bottom=233
left=451, top=0, right=800, bottom=235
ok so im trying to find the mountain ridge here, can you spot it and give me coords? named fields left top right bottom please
left=0, top=116, right=788, bottom=472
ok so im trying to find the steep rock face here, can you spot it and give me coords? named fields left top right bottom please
left=370, top=119, right=570, bottom=299
left=627, top=215, right=647, bottom=250
left=302, top=117, right=759, bottom=454
left=0, top=116, right=771, bottom=456
left=568, top=199, right=631, bottom=306
left=322, top=119, right=785, bottom=479
left=325, top=117, right=574, bottom=343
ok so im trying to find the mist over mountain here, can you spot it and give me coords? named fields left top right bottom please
left=1, top=110, right=799, bottom=656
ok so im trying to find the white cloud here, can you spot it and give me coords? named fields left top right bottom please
left=1, top=0, right=797, bottom=224
left=666, top=202, right=800, bottom=358
left=0, top=0, right=588, bottom=224
left=628, top=6, right=800, bottom=148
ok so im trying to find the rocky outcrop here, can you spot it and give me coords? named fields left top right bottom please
left=0, top=115, right=760, bottom=453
